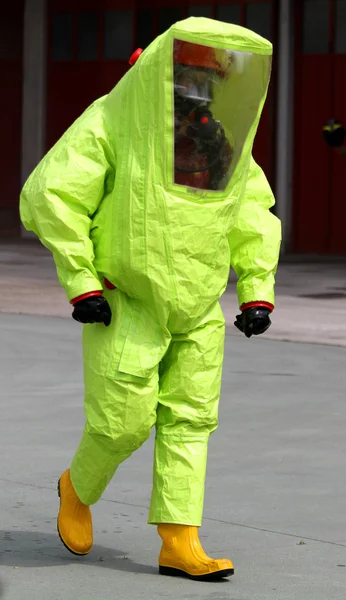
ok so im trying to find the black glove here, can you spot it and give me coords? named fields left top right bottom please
left=234, top=307, right=271, bottom=339
left=72, top=296, right=112, bottom=327
left=322, top=119, right=346, bottom=148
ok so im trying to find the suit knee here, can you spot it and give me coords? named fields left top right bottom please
left=86, top=426, right=151, bottom=456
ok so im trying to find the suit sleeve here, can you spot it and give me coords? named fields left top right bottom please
left=228, top=157, right=282, bottom=309
left=20, top=100, right=115, bottom=302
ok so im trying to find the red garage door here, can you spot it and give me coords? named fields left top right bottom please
left=46, top=0, right=276, bottom=185
left=293, top=0, right=346, bottom=254
left=0, top=5, right=23, bottom=237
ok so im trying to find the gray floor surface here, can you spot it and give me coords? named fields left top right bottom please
left=1, top=313, right=346, bottom=599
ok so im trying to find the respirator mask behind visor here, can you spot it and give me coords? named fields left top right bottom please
left=174, top=65, right=223, bottom=142
left=174, top=65, right=217, bottom=115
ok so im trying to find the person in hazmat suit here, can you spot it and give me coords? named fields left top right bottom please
left=20, top=17, right=281, bottom=581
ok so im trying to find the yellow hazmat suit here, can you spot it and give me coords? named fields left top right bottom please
left=20, top=17, right=281, bottom=579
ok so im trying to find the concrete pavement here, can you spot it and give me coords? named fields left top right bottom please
left=1, top=241, right=346, bottom=345
left=1, top=313, right=346, bottom=600
left=1, top=241, right=346, bottom=599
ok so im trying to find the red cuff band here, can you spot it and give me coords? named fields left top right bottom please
left=104, top=278, right=116, bottom=290
left=240, top=301, right=274, bottom=313
left=70, top=291, right=103, bottom=306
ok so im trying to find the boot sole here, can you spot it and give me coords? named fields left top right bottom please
left=57, top=480, right=91, bottom=556
left=159, top=565, right=234, bottom=581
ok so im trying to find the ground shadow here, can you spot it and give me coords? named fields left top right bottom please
left=0, top=529, right=157, bottom=575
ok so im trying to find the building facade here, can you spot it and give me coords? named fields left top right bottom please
left=1, top=0, right=346, bottom=254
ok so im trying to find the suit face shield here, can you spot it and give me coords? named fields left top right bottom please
left=173, top=39, right=272, bottom=192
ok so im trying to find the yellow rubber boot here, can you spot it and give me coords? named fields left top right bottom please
left=158, top=524, right=234, bottom=581
left=57, top=469, right=93, bottom=555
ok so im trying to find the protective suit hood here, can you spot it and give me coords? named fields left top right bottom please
left=105, top=16, right=272, bottom=198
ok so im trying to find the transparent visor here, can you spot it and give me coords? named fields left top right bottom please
left=173, top=39, right=272, bottom=192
